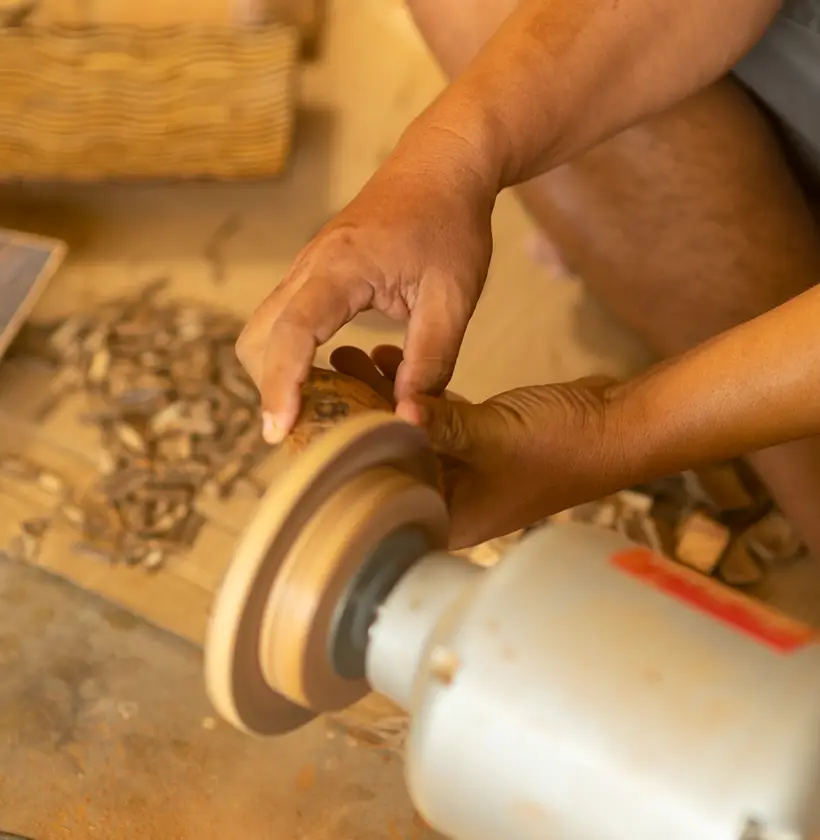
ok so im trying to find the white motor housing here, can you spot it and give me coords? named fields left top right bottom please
left=366, top=523, right=820, bottom=840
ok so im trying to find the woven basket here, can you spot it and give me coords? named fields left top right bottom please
left=0, top=25, right=300, bottom=180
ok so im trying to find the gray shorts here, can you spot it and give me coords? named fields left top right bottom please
left=734, top=0, right=820, bottom=187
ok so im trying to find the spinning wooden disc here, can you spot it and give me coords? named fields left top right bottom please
left=206, top=369, right=448, bottom=736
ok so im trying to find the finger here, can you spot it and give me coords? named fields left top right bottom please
left=259, top=321, right=314, bottom=443
left=329, top=345, right=395, bottom=406
left=235, top=249, right=320, bottom=388
left=329, top=345, right=379, bottom=381
left=396, top=394, right=473, bottom=457
left=236, top=281, right=314, bottom=403
left=395, top=280, right=473, bottom=401
left=258, top=274, right=374, bottom=443
left=370, top=344, right=404, bottom=382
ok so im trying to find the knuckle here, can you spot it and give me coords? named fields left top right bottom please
left=316, top=224, right=372, bottom=263
left=446, top=410, right=467, bottom=449
left=321, top=224, right=358, bottom=249
left=435, top=404, right=470, bottom=454
left=234, top=326, right=253, bottom=368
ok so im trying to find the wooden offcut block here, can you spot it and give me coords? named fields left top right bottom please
left=675, top=511, right=731, bottom=575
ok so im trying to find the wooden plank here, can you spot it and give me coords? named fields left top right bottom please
left=167, top=522, right=238, bottom=593
left=0, top=265, right=264, bottom=643
left=194, top=478, right=265, bottom=535
left=35, top=393, right=109, bottom=460
left=0, top=393, right=237, bottom=643
left=0, top=489, right=45, bottom=546
left=30, top=516, right=214, bottom=643
left=0, top=411, right=99, bottom=505
left=0, top=457, right=236, bottom=643
left=0, top=359, right=55, bottom=422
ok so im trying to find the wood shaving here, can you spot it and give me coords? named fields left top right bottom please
left=60, top=503, right=86, bottom=529
left=36, top=471, right=67, bottom=497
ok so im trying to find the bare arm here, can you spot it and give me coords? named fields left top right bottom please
left=397, top=0, right=782, bottom=189
left=609, top=283, right=820, bottom=479
left=240, top=0, right=784, bottom=441
left=340, top=287, right=820, bottom=546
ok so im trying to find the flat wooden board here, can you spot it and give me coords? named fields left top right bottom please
left=0, top=355, right=272, bottom=645
left=0, top=353, right=513, bottom=650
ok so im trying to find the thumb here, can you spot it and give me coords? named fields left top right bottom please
left=396, top=394, right=474, bottom=457
left=395, top=281, right=474, bottom=401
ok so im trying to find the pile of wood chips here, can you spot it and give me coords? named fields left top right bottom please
left=1, top=280, right=268, bottom=570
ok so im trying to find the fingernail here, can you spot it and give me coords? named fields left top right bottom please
left=262, top=412, right=285, bottom=444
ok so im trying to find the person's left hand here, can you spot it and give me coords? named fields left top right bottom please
left=330, top=345, right=634, bottom=548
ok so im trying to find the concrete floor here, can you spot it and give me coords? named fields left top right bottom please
left=0, top=1, right=745, bottom=838
left=0, top=561, right=421, bottom=840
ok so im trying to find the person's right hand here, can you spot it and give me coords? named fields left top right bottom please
left=236, top=134, right=497, bottom=444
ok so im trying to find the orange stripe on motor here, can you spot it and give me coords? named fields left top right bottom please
left=612, top=548, right=816, bottom=654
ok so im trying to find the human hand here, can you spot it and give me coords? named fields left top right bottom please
left=237, top=132, right=496, bottom=445
left=330, top=345, right=632, bottom=549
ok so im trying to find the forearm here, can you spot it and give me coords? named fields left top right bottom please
left=398, top=0, right=781, bottom=190
left=609, top=284, right=820, bottom=480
